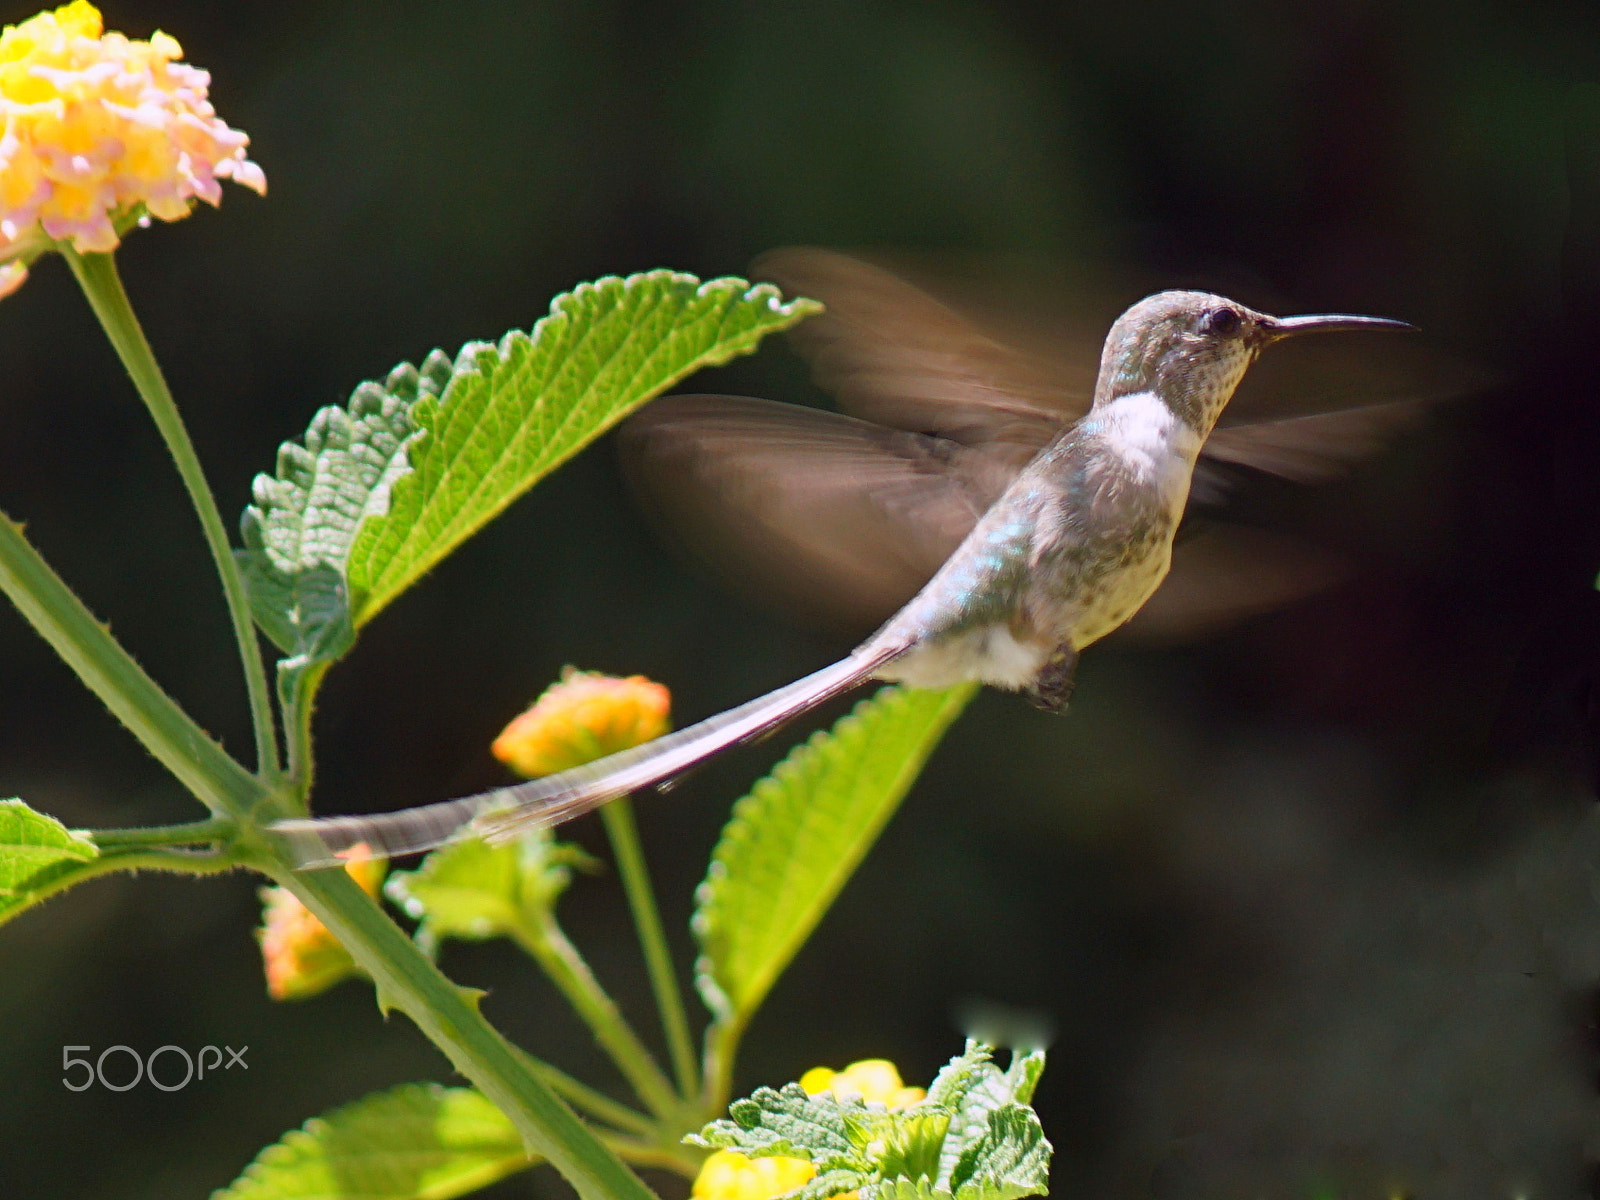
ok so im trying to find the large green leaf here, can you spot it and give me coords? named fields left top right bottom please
left=0, top=798, right=99, bottom=927
left=692, top=683, right=977, bottom=1026
left=237, top=272, right=819, bottom=691
left=213, top=1082, right=530, bottom=1200
left=346, top=272, right=820, bottom=625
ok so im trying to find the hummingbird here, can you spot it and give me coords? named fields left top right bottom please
left=275, top=249, right=1416, bottom=867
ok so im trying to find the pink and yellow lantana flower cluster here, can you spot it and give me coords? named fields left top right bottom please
left=0, top=1, right=263, bottom=295
left=693, top=1061, right=927, bottom=1200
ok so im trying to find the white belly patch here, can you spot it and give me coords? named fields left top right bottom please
left=878, top=625, right=1047, bottom=690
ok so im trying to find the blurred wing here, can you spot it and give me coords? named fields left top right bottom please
left=1115, top=524, right=1348, bottom=643
left=1192, top=400, right=1430, bottom=502
left=752, top=246, right=1092, bottom=449
left=618, top=394, right=1025, bottom=635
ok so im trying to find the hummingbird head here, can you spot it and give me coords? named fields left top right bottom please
left=1092, top=291, right=1414, bottom=433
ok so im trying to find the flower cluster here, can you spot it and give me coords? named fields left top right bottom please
left=492, top=668, right=672, bottom=778
left=0, top=2, right=264, bottom=295
left=692, top=1061, right=927, bottom=1200
left=258, top=845, right=384, bottom=1001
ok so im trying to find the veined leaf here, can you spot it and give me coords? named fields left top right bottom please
left=237, top=272, right=818, bottom=691
left=688, top=1043, right=1051, bottom=1200
left=238, top=357, right=441, bottom=657
left=346, top=272, right=821, bottom=625
left=0, top=798, right=98, bottom=927
left=384, top=830, right=595, bottom=948
left=925, top=1044, right=1049, bottom=1197
left=213, top=1082, right=529, bottom=1200
left=692, top=683, right=976, bottom=1025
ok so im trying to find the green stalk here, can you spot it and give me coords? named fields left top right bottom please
left=14, top=845, right=241, bottom=904
left=92, top=816, right=233, bottom=848
left=282, top=659, right=331, bottom=792
left=509, top=908, right=683, bottom=1121
left=600, top=797, right=699, bottom=1098
left=604, top=1137, right=705, bottom=1177
left=701, top=1015, right=746, bottom=1117
left=519, top=1054, right=657, bottom=1139
left=63, top=248, right=282, bottom=785
left=262, top=860, right=658, bottom=1200
left=0, top=515, right=266, bottom=817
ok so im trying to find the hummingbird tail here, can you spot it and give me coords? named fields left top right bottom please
left=272, top=649, right=893, bottom=869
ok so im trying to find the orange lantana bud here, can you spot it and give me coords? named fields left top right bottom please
left=258, top=844, right=384, bottom=1001
left=491, top=668, right=670, bottom=778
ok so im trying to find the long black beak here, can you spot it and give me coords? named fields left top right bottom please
left=1269, top=312, right=1417, bottom=338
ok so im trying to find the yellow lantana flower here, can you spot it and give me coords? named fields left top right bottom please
left=492, top=668, right=671, bottom=778
left=258, top=844, right=384, bottom=1001
left=692, top=1061, right=926, bottom=1200
left=0, top=1, right=264, bottom=295
left=799, top=1059, right=927, bottom=1109
left=693, top=1150, right=818, bottom=1200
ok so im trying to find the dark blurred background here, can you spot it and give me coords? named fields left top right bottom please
left=3, top=1, right=1600, bottom=1196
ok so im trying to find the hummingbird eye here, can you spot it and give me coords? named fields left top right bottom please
left=1200, top=306, right=1243, bottom=337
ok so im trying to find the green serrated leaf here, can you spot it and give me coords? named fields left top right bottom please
left=0, top=798, right=97, bottom=890
left=929, top=1044, right=1050, bottom=1196
left=871, top=1179, right=946, bottom=1200
left=237, top=272, right=813, bottom=715
left=347, top=272, right=821, bottom=626
left=690, top=1044, right=1051, bottom=1200
left=237, top=357, right=439, bottom=657
left=941, top=1106, right=1051, bottom=1200
left=213, top=1082, right=529, bottom=1200
left=0, top=799, right=99, bottom=925
left=792, top=1168, right=875, bottom=1200
left=689, top=1083, right=874, bottom=1170
left=383, top=829, right=592, bottom=946
left=692, top=683, right=976, bottom=1024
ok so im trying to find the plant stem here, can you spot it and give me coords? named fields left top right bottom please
left=261, top=859, right=658, bottom=1200
left=701, top=1015, right=746, bottom=1117
left=0, top=846, right=243, bottom=926
left=63, top=248, right=281, bottom=785
left=92, top=816, right=234, bottom=848
left=520, top=1054, right=657, bottom=1139
left=604, top=1136, right=705, bottom=1178
left=0, top=515, right=267, bottom=817
left=510, top=911, right=682, bottom=1121
left=600, top=797, right=699, bottom=1099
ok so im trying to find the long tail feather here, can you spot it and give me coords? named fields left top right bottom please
left=272, top=649, right=892, bottom=868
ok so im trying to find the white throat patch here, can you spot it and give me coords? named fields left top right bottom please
left=1094, top=391, right=1199, bottom=482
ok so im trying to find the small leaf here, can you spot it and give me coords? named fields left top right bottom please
left=213, top=1082, right=530, bottom=1200
left=927, top=1045, right=1049, bottom=1200
left=693, top=684, right=976, bottom=1024
left=688, top=1044, right=1051, bottom=1200
left=688, top=1083, right=875, bottom=1170
left=347, top=272, right=822, bottom=626
left=383, top=829, right=594, bottom=946
left=792, top=1168, right=875, bottom=1200
left=940, top=1106, right=1051, bottom=1200
left=0, top=799, right=98, bottom=925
